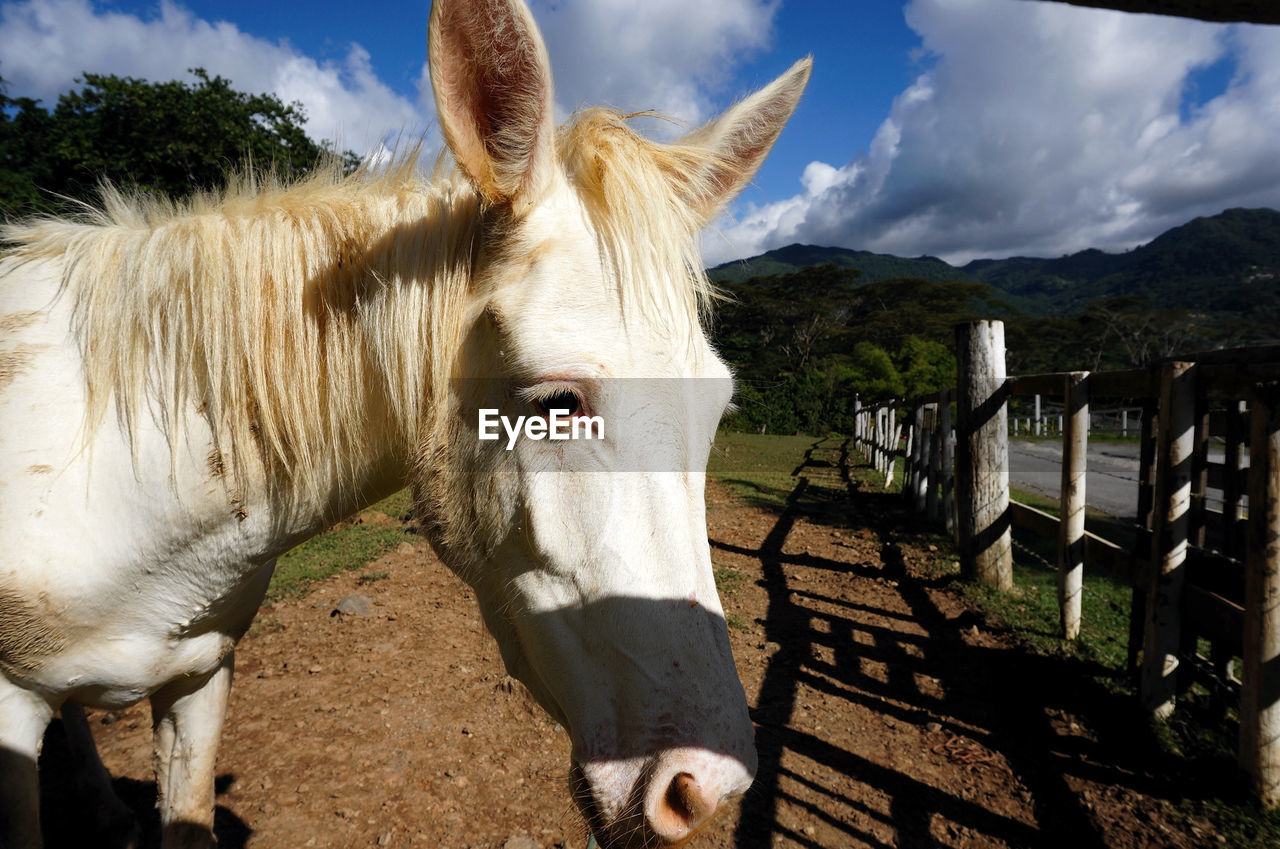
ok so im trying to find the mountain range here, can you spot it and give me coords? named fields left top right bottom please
left=707, top=207, right=1280, bottom=322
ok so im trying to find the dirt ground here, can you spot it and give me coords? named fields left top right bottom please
left=38, top=441, right=1207, bottom=848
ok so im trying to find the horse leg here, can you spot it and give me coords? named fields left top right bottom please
left=0, top=675, right=56, bottom=849
left=148, top=651, right=234, bottom=849
left=60, top=703, right=140, bottom=848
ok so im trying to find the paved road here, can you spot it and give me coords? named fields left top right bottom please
left=1008, top=440, right=1240, bottom=519
left=1008, top=440, right=1142, bottom=519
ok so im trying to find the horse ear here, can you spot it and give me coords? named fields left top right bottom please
left=676, top=58, right=812, bottom=226
left=428, top=0, right=557, bottom=208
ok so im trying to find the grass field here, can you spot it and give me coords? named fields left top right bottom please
left=267, top=488, right=414, bottom=603
left=707, top=431, right=820, bottom=511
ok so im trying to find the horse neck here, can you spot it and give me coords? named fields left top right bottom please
left=261, top=181, right=483, bottom=528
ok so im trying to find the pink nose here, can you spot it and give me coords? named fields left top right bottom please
left=576, top=746, right=756, bottom=848
left=648, top=771, right=717, bottom=842
left=641, top=749, right=755, bottom=844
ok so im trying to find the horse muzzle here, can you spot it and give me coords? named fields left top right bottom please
left=571, top=745, right=757, bottom=848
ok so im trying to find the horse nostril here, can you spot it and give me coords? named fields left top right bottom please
left=652, top=772, right=713, bottom=841
left=667, top=772, right=696, bottom=823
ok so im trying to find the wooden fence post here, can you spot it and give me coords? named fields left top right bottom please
left=927, top=403, right=941, bottom=522
left=940, top=390, right=955, bottom=538
left=1190, top=397, right=1210, bottom=550
left=910, top=402, right=926, bottom=512
left=874, top=408, right=884, bottom=476
left=955, top=320, right=1012, bottom=589
left=1223, top=400, right=1247, bottom=558
left=906, top=404, right=916, bottom=507
left=1240, top=383, right=1280, bottom=807
left=1127, top=395, right=1160, bottom=676
left=885, top=409, right=900, bottom=489
left=877, top=406, right=888, bottom=477
left=881, top=407, right=891, bottom=479
left=854, top=396, right=863, bottom=454
left=1142, top=361, right=1195, bottom=720
left=1058, top=372, right=1089, bottom=640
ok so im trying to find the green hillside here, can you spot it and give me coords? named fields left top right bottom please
left=960, top=208, right=1280, bottom=319
left=707, top=208, right=1280, bottom=432
left=713, top=209, right=1280, bottom=328
left=709, top=243, right=982, bottom=286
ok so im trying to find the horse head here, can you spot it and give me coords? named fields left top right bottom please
left=416, top=1, right=809, bottom=845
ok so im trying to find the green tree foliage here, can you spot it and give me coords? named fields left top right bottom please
left=895, top=336, right=955, bottom=399
left=1, top=69, right=358, bottom=218
left=841, top=276, right=1010, bottom=352
left=848, top=342, right=904, bottom=400
left=713, top=266, right=976, bottom=434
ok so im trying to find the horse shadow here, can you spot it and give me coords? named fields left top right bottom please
left=715, top=436, right=1183, bottom=849
left=33, top=717, right=251, bottom=849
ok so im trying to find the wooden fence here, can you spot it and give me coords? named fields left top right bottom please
left=852, top=320, right=1280, bottom=807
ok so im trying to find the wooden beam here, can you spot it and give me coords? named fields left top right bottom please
left=1009, top=500, right=1136, bottom=584
left=941, top=390, right=956, bottom=538
left=1028, top=0, right=1280, bottom=25
left=1222, top=401, right=1248, bottom=561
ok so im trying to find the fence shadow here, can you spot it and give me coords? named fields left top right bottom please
left=717, top=437, right=1174, bottom=848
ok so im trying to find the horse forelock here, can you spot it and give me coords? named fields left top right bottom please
left=557, top=108, right=723, bottom=345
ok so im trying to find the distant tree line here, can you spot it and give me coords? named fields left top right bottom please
left=0, top=69, right=357, bottom=219
left=711, top=262, right=1263, bottom=435
left=711, top=265, right=976, bottom=434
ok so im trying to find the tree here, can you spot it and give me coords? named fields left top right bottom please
left=0, top=77, right=56, bottom=213
left=895, top=336, right=955, bottom=398
left=848, top=342, right=904, bottom=401
left=1079, top=295, right=1205, bottom=368
left=1, top=69, right=358, bottom=218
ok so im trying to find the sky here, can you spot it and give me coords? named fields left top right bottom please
left=2, top=0, right=1278, bottom=267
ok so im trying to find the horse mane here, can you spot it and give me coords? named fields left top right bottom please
left=0, top=109, right=718, bottom=505
left=2, top=152, right=479, bottom=506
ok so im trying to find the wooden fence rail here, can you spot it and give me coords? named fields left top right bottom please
left=851, top=322, right=1280, bottom=807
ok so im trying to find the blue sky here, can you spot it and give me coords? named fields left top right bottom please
left=2, top=0, right=1277, bottom=266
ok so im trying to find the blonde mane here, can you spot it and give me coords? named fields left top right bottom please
left=0, top=110, right=722, bottom=506
left=557, top=109, right=721, bottom=330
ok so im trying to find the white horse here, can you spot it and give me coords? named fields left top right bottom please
left=0, top=1, right=809, bottom=846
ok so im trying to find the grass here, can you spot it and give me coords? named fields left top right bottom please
left=713, top=565, right=746, bottom=596
left=979, top=484, right=1138, bottom=672
left=707, top=431, right=821, bottom=511
left=267, top=489, right=412, bottom=603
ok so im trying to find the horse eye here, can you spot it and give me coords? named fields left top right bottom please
left=537, top=390, right=581, bottom=417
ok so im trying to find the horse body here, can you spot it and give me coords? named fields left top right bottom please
left=0, top=2, right=810, bottom=846
left=0, top=225, right=412, bottom=710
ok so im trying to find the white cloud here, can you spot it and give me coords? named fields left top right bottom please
left=0, top=0, right=426, bottom=153
left=706, top=0, right=1280, bottom=266
left=530, top=0, right=779, bottom=134
left=0, top=0, right=780, bottom=158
